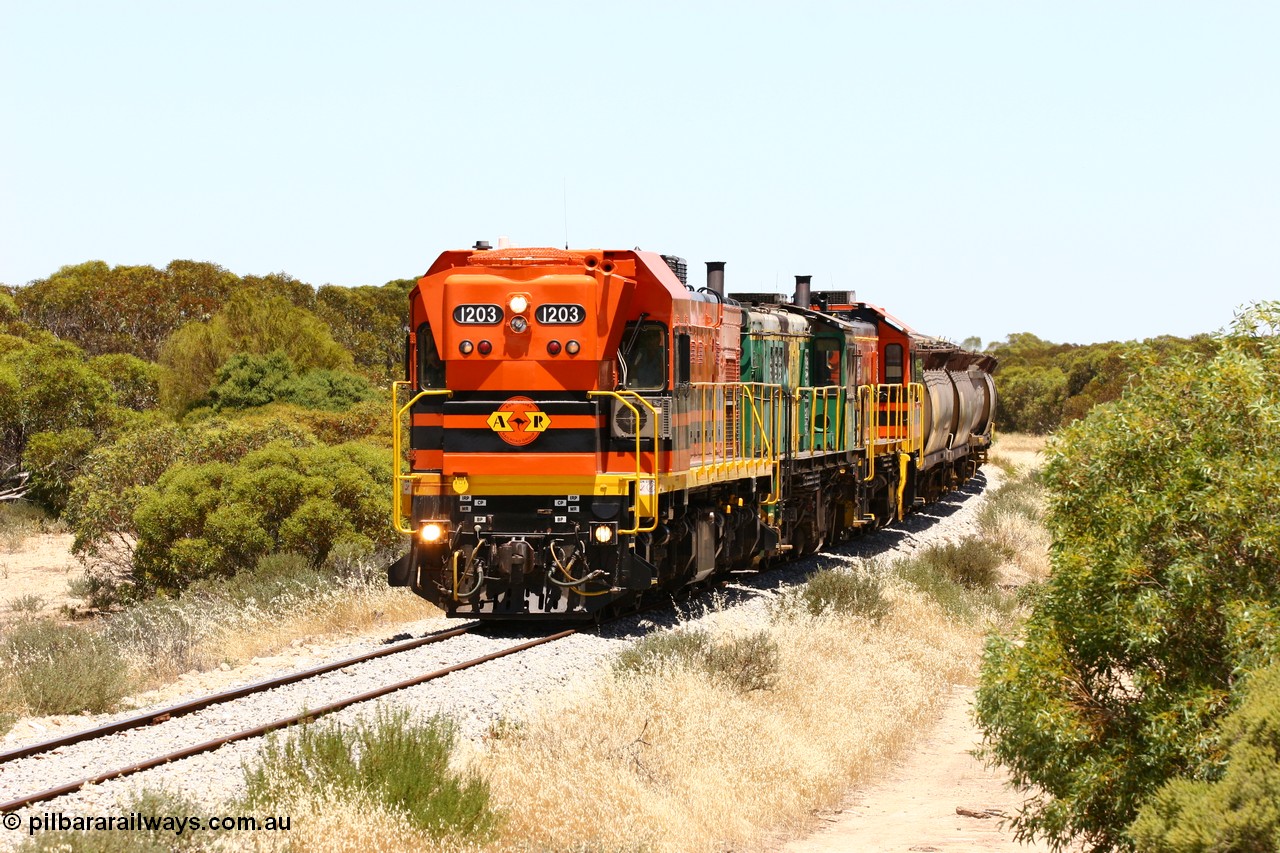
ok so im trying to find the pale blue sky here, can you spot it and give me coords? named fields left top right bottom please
left=3, top=1, right=1276, bottom=346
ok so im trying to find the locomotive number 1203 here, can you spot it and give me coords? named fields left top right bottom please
left=535, top=303, right=585, bottom=325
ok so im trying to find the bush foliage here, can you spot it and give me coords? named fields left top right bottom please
left=1130, top=661, right=1280, bottom=852
left=615, top=628, right=782, bottom=693
left=129, top=439, right=393, bottom=594
left=775, top=564, right=892, bottom=621
left=206, top=350, right=375, bottom=412
left=976, top=302, right=1280, bottom=851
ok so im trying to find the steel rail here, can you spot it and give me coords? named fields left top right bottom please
left=1, top=629, right=576, bottom=814
left=0, top=624, right=477, bottom=765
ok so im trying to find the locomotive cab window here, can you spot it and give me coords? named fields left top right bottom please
left=675, top=332, right=691, bottom=386
left=417, top=323, right=446, bottom=389
left=620, top=321, right=666, bottom=390
left=885, top=343, right=904, bottom=385
left=811, top=338, right=841, bottom=387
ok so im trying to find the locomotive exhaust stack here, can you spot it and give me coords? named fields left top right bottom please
left=706, top=261, right=726, bottom=297
left=794, top=275, right=812, bottom=310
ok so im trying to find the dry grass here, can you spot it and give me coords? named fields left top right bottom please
left=987, top=431, right=1047, bottom=475
left=109, top=579, right=434, bottom=690
left=982, top=505, right=1051, bottom=581
left=204, top=788, right=482, bottom=853
left=478, top=585, right=995, bottom=853
left=214, top=588, right=430, bottom=676
left=0, top=501, right=65, bottom=553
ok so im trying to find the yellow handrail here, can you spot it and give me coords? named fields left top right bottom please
left=687, top=382, right=783, bottom=485
left=588, top=390, right=660, bottom=534
left=392, top=380, right=453, bottom=535
left=858, top=382, right=924, bottom=481
left=793, top=384, right=847, bottom=454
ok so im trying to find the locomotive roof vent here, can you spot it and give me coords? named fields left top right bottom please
left=660, top=254, right=688, bottom=287
left=812, top=289, right=856, bottom=305
left=727, top=292, right=784, bottom=305
left=473, top=240, right=491, bottom=250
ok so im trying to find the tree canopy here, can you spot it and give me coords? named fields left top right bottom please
left=976, top=302, right=1280, bottom=851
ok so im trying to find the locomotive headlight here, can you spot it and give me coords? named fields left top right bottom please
left=593, top=524, right=614, bottom=544
left=508, top=294, right=529, bottom=314
left=420, top=522, right=445, bottom=543
left=509, top=315, right=529, bottom=334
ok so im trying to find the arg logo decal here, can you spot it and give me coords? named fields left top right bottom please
left=486, top=396, right=551, bottom=446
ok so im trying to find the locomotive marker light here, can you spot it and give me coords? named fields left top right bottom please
left=547, top=340, right=562, bottom=355
left=510, top=315, right=529, bottom=334
left=477, top=340, right=492, bottom=355
left=459, top=340, right=474, bottom=355
left=566, top=340, right=580, bottom=355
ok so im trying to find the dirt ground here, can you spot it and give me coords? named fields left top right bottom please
left=774, top=685, right=1053, bottom=853
left=777, top=437, right=1056, bottom=853
left=0, top=533, right=82, bottom=624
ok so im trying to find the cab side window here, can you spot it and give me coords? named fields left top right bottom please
left=811, top=338, right=841, bottom=386
left=417, top=323, right=446, bottom=389
left=621, top=322, right=667, bottom=390
left=885, top=343, right=904, bottom=385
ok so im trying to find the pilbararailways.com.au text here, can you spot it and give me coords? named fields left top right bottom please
left=4, top=811, right=292, bottom=836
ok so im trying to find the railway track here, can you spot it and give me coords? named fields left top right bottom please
left=0, top=625, right=576, bottom=814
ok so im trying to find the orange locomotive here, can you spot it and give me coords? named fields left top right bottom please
left=389, top=245, right=995, bottom=620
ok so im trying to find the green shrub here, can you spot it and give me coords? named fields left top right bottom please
left=1129, top=661, right=1280, bottom=852
left=702, top=630, right=780, bottom=693
left=1, top=619, right=130, bottom=714
left=615, top=628, right=713, bottom=675
left=976, top=302, right=1280, bottom=852
left=8, top=593, right=47, bottom=615
left=773, top=564, right=891, bottom=622
left=65, top=416, right=321, bottom=599
left=916, top=539, right=1008, bottom=588
left=159, top=290, right=355, bottom=413
left=243, top=707, right=499, bottom=840
left=21, top=427, right=97, bottom=515
left=895, top=552, right=1017, bottom=624
left=89, top=352, right=162, bottom=412
left=615, top=628, right=780, bottom=693
left=205, top=351, right=375, bottom=413
left=112, top=438, right=389, bottom=595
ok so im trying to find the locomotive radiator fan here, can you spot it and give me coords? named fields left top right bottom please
left=610, top=398, right=672, bottom=440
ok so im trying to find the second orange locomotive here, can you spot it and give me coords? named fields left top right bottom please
left=389, top=245, right=995, bottom=620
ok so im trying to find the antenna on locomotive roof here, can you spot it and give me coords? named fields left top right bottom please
left=562, top=177, right=569, bottom=250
